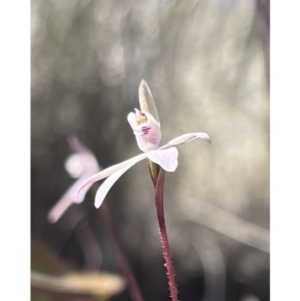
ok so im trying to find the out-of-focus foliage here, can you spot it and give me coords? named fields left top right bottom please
left=31, top=241, right=125, bottom=301
left=31, top=0, right=269, bottom=300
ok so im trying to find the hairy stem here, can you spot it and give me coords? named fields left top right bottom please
left=153, top=166, right=179, bottom=301
left=99, top=202, right=145, bottom=301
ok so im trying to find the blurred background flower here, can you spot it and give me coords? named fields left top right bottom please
left=47, top=135, right=100, bottom=223
left=31, top=0, right=269, bottom=300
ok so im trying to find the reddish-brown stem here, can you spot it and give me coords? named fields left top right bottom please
left=99, top=202, right=145, bottom=301
left=153, top=167, right=179, bottom=301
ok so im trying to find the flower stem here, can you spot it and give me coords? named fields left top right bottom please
left=99, top=202, right=145, bottom=301
left=152, top=165, right=179, bottom=301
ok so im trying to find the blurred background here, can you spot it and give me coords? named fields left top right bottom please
left=31, top=0, right=269, bottom=300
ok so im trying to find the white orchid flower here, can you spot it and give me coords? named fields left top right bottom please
left=76, top=80, right=211, bottom=209
left=48, top=135, right=100, bottom=223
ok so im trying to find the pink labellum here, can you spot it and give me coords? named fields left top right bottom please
left=127, top=110, right=161, bottom=152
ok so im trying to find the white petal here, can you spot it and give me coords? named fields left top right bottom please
left=73, top=174, right=95, bottom=204
left=76, top=153, right=147, bottom=202
left=160, top=132, right=211, bottom=150
left=147, top=148, right=179, bottom=172
left=94, top=153, right=147, bottom=208
left=139, top=79, right=160, bottom=124
left=48, top=174, right=92, bottom=223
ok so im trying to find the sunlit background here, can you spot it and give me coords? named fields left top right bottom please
left=31, top=0, right=269, bottom=300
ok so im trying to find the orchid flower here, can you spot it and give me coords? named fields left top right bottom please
left=76, top=80, right=211, bottom=209
left=48, top=136, right=100, bottom=223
